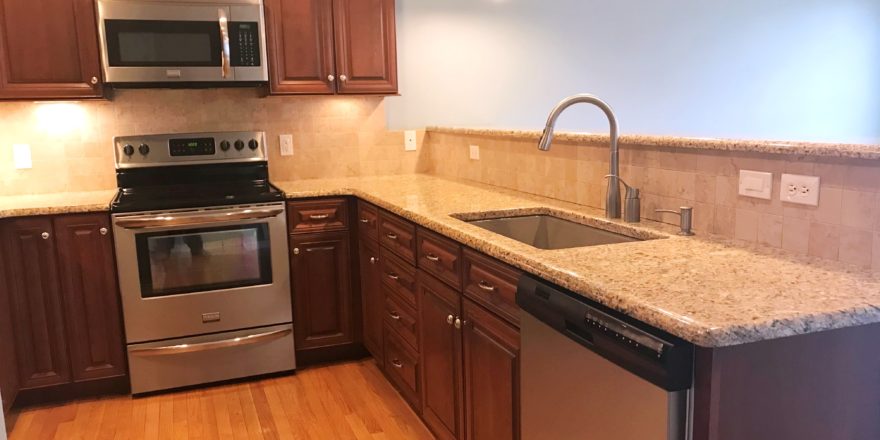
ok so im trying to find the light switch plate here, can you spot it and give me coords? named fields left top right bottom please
left=738, top=170, right=772, bottom=200
left=780, top=173, right=820, bottom=206
left=13, top=144, right=32, bottom=169
left=279, top=134, right=293, bottom=156
left=469, top=145, right=480, bottom=160
left=404, top=130, right=417, bottom=151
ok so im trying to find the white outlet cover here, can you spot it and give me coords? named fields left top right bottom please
left=469, top=145, right=480, bottom=160
left=738, top=170, right=772, bottom=200
left=404, top=130, right=417, bottom=151
left=780, top=173, right=820, bottom=206
left=12, top=144, right=32, bottom=169
left=279, top=134, right=293, bottom=156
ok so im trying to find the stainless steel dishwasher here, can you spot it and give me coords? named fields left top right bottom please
left=517, top=275, right=695, bottom=440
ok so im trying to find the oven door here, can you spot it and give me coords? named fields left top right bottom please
left=96, top=0, right=268, bottom=83
left=113, top=203, right=291, bottom=343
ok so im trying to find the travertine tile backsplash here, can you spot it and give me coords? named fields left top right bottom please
left=0, top=88, right=421, bottom=196
left=422, top=130, right=880, bottom=270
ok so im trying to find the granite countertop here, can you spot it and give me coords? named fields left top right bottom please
left=0, top=190, right=117, bottom=218
left=276, top=174, right=880, bottom=348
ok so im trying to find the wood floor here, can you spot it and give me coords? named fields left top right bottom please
left=6, top=359, right=434, bottom=440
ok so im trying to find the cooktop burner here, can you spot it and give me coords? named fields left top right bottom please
left=111, top=181, right=284, bottom=213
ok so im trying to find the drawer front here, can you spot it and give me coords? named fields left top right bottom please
left=417, top=228, right=463, bottom=290
left=384, top=292, right=419, bottom=352
left=462, top=249, right=523, bottom=327
left=379, top=247, right=418, bottom=307
left=379, top=211, right=417, bottom=265
left=356, top=201, right=380, bottom=242
left=288, top=198, right=349, bottom=234
left=384, top=325, right=421, bottom=409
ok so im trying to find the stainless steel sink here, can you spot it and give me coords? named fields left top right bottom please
left=465, top=214, right=642, bottom=250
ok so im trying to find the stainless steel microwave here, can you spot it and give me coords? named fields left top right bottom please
left=96, top=0, right=268, bottom=84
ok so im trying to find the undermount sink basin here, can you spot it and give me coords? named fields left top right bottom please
left=465, top=214, right=642, bottom=250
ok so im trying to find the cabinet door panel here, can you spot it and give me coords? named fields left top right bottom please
left=0, top=0, right=103, bottom=99
left=266, top=0, right=336, bottom=94
left=0, top=240, right=19, bottom=413
left=3, top=217, right=71, bottom=389
left=418, top=272, right=462, bottom=440
left=359, top=239, right=383, bottom=362
left=54, top=214, right=126, bottom=382
left=463, top=298, right=521, bottom=440
left=332, top=0, right=397, bottom=94
left=291, top=231, right=354, bottom=350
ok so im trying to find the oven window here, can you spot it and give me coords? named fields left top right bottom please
left=135, top=224, right=272, bottom=298
left=104, top=20, right=221, bottom=67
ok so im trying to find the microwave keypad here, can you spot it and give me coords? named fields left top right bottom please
left=230, top=22, right=261, bottom=67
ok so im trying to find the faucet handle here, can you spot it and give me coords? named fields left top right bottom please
left=655, top=207, right=694, bottom=236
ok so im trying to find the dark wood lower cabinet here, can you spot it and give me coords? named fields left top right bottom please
left=359, top=239, right=383, bottom=364
left=0, top=244, right=19, bottom=414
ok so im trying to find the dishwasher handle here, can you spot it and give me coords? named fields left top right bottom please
left=516, top=274, right=694, bottom=392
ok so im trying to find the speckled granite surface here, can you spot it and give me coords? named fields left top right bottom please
left=428, top=126, right=880, bottom=160
left=277, top=174, right=880, bottom=348
left=0, top=190, right=116, bottom=218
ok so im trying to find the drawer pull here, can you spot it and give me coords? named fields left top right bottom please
left=446, top=314, right=454, bottom=325
left=391, top=359, right=404, bottom=368
left=425, top=253, right=441, bottom=262
left=478, top=280, right=496, bottom=292
left=308, top=213, right=330, bottom=220
left=387, top=272, right=400, bottom=281
left=385, top=232, right=398, bottom=240
left=360, top=218, right=371, bottom=223
left=369, top=256, right=378, bottom=265
left=389, top=311, right=401, bottom=320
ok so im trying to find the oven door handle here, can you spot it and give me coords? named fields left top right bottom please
left=129, top=328, right=292, bottom=357
left=218, top=8, right=231, bottom=79
left=115, top=208, right=284, bottom=229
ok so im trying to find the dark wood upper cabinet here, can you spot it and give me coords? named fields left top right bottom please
left=2, top=217, right=71, bottom=390
left=0, top=0, right=103, bottom=100
left=265, top=0, right=336, bottom=94
left=291, top=231, right=355, bottom=351
left=268, top=0, right=398, bottom=95
left=359, top=238, right=384, bottom=363
left=332, top=0, right=398, bottom=94
left=53, top=214, right=126, bottom=383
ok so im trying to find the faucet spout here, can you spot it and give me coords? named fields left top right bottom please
left=537, top=94, right=621, bottom=219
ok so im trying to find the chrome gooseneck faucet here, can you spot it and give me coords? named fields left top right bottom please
left=537, top=94, right=621, bottom=219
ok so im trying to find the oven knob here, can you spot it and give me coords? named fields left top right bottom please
left=248, top=139, right=259, bottom=150
left=138, top=144, right=150, bottom=155
left=122, top=144, right=134, bottom=156
left=234, top=140, right=245, bottom=151
left=220, top=140, right=231, bottom=151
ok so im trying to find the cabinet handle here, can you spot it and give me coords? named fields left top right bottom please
left=360, top=218, right=370, bottom=224
left=328, top=74, right=335, bottom=82
left=454, top=318, right=462, bottom=329
left=369, top=256, right=378, bottom=265
left=293, top=248, right=300, bottom=255
left=477, top=280, right=496, bottom=292
left=339, top=74, right=348, bottom=82
left=385, top=232, right=398, bottom=240
left=41, top=232, right=50, bottom=240
left=99, top=227, right=108, bottom=236
left=308, top=213, right=330, bottom=220
left=386, top=272, right=399, bottom=281
left=391, top=359, right=403, bottom=368
left=389, top=311, right=401, bottom=320
left=446, top=314, right=454, bottom=325
left=90, top=76, right=99, bottom=85
left=425, top=253, right=441, bottom=262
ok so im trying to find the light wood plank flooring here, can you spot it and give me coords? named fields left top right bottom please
left=7, top=359, right=434, bottom=440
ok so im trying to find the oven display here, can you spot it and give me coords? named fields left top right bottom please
left=170, top=137, right=215, bottom=157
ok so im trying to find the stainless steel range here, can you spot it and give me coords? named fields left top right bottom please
left=110, top=130, right=295, bottom=395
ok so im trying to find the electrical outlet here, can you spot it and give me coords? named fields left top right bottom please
left=738, top=170, right=772, bottom=200
left=279, top=134, right=293, bottom=156
left=13, top=144, right=31, bottom=169
left=469, top=144, right=480, bottom=160
left=780, top=173, right=820, bottom=206
left=404, top=130, right=417, bottom=151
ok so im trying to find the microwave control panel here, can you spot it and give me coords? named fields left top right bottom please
left=230, top=22, right=261, bottom=67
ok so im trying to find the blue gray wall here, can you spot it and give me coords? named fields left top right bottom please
left=386, top=0, right=880, bottom=143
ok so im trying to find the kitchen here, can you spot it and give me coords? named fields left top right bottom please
left=1, top=0, right=879, bottom=439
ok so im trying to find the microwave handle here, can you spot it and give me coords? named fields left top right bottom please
left=218, top=8, right=231, bottom=79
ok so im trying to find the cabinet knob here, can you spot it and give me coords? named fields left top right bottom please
left=328, top=74, right=335, bottom=82
left=369, top=256, right=378, bottom=264
left=90, top=76, right=99, bottom=85
left=446, top=314, right=454, bottom=325
left=339, top=74, right=348, bottom=82
left=41, top=232, right=50, bottom=240
left=454, top=318, right=462, bottom=329
left=293, top=248, right=300, bottom=255
left=99, top=227, right=108, bottom=236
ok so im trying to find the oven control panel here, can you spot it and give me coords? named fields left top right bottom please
left=115, top=131, right=267, bottom=169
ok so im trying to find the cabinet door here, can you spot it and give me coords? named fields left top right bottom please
left=359, top=238, right=383, bottom=363
left=291, top=231, right=354, bottom=351
left=418, top=272, right=463, bottom=440
left=54, top=214, right=126, bottom=382
left=462, top=298, right=521, bottom=440
left=0, top=241, right=19, bottom=413
left=0, top=0, right=103, bottom=99
left=332, top=0, right=398, bottom=94
left=265, top=0, right=336, bottom=94
left=2, top=217, right=71, bottom=389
